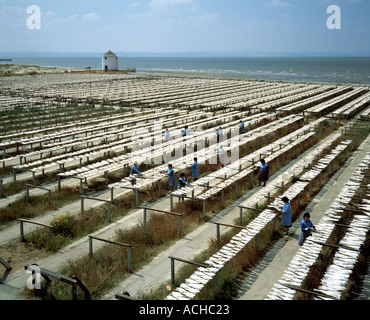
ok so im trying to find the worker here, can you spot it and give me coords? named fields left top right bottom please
left=240, top=120, right=245, bottom=134
left=130, top=162, right=141, bottom=186
left=178, top=173, right=189, bottom=202
left=130, top=162, right=141, bottom=175
left=299, top=212, right=316, bottom=246
left=182, top=126, right=190, bottom=137
left=257, top=159, right=269, bottom=187
left=219, top=146, right=226, bottom=167
left=216, top=127, right=223, bottom=143
left=190, top=157, right=199, bottom=181
left=280, top=197, right=292, bottom=236
left=166, top=164, right=176, bottom=192
left=163, top=129, right=171, bottom=142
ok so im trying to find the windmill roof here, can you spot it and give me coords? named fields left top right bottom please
left=104, top=50, right=116, bottom=56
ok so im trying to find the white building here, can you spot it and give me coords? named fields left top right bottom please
left=102, top=50, right=118, bottom=71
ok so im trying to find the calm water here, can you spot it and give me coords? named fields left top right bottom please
left=2, top=57, right=370, bottom=85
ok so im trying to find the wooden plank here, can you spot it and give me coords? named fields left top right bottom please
left=142, top=206, right=182, bottom=217
left=214, top=222, right=246, bottom=230
left=89, top=236, right=132, bottom=248
left=18, top=219, right=53, bottom=229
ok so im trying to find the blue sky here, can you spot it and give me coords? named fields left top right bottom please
left=0, top=0, right=369, bottom=56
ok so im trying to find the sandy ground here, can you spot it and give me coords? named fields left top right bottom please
left=0, top=64, right=82, bottom=76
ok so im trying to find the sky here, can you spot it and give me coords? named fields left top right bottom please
left=0, top=0, right=369, bottom=56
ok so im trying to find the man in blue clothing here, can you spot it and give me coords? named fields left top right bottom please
left=219, top=146, right=226, bottom=167
left=299, top=212, right=316, bottom=246
left=216, top=127, right=223, bottom=143
left=178, top=173, right=189, bottom=202
left=182, top=126, right=190, bottom=137
left=163, top=129, right=171, bottom=142
left=190, top=157, right=199, bottom=181
left=130, top=161, right=141, bottom=186
left=257, top=159, right=269, bottom=187
left=240, top=120, right=245, bottom=134
left=130, top=162, right=141, bottom=175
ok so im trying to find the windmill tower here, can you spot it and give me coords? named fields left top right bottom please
left=102, top=50, right=118, bottom=71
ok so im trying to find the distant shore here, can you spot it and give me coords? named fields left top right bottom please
left=0, top=64, right=132, bottom=77
left=1, top=63, right=369, bottom=88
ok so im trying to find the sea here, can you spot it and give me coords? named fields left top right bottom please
left=2, top=56, right=370, bottom=85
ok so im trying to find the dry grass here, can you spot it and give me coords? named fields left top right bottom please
left=26, top=206, right=211, bottom=300
left=0, top=187, right=80, bottom=225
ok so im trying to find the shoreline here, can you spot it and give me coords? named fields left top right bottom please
left=1, top=63, right=369, bottom=88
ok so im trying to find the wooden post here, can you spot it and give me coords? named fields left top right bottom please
left=331, top=161, right=334, bottom=176
left=72, top=283, right=77, bottom=301
left=127, top=247, right=131, bottom=273
left=143, top=208, right=147, bottom=226
left=178, top=216, right=182, bottom=237
left=215, top=271, right=219, bottom=294
left=0, top=257, right=12, bottom=271
left=26, top=185, right=30, bottom=201
left=89, top=236, right=93, bottom=258
left=107, top=202, right=111, bottom=223
left=171, top=257, right=175, bottom=286
left=135, top=189, right=139, bottom=208
left=0, top=179, right=3, bottom=198
left=81, top=197, right=84, bottom=214
left=48, top=227, right=53, bottom=242
left=203, top=200, right=206, bottom=218
left=216, top=224, right=220, bottom=242
left=20, top=220, right=25, bottom=242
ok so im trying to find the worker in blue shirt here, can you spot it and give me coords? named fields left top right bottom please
left=130, top=162, right=141, bottom=186
left=257, top=159, right=269, bottom=187
left=299, top=212, right=316, bottom=246
left=130, top=162, right=141, bottom=175
left=190, top=157, right=199, bottom=181
left=163, top=129, right=171, bottom=142
left=166, top=164, right=176, bottom=192
left=182, top=126, right=190, bottom=137
left=178, top=173, right=189, bottom=202
left=240, top=120, right=245, bottom=134
left=217, top=127, right=223, bottom=143
left=219, top=146, right=226, bottom=167
left=280, top=197, right=292, bottom=236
